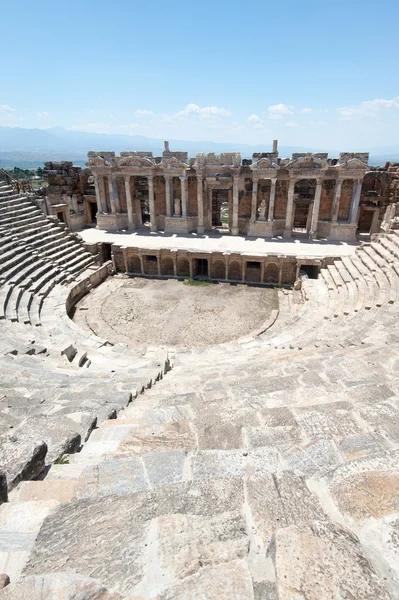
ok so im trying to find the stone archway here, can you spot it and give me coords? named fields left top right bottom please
left=178, top=258, right=190, bottom=277
left=129, top=255, right=141, bottom=274
left=265, top=263, right=279, bottom=283
left=229, top=261, right=241, bottom=281
left=212, top=260, right=225, bottom=279
left=162, top=257, right=174, bottom=276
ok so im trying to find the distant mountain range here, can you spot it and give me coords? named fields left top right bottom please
left=0, top=125, right=398, bottom=169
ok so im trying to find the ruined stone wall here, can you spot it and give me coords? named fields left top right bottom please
left=188, top=177, right=197, bottom=215
left=338, top=179, right=354, bottom=221
left=44, top=161, right=92, bottom=230
left=116, top=177, right=127, bottom=212
left=154, top=176, right=167, bottom=217
left=319, top=179, right=335, bottom=220
left=239, top=178, right=252, bottom=218
left=274, top=181, right=288, bottom=219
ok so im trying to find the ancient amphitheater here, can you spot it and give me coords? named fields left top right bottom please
left=0, top=144, right=399, bottom=600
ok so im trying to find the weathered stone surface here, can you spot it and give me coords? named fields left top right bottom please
left=0, top=439, right=47, bottom=491
left=159, top=560, right=254, bottom=600
left=331, top=471, right=399, bottom=520
left=0, top=573, right=124, bottom=599
left=115, top=420, right=196, bottom=455
left=157, top=512, right=248, bottom=580
left=0, top=574, right=10, bottom=590
left=246, top=473, right=326, bottom=544
left=24, top=479, right=244, bottom=594
left=274, top=521, right=391, bottom=600
left=282, top=439, right=341, bottom=474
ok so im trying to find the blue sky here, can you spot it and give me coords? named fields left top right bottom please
left=1, top=0, right=399, bottom=150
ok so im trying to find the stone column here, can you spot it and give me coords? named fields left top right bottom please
left=268, top=177, right=277, bottom=222
left=93, top=174, right=104, bottom=214
left=122, top=247, right=128, bottom=273
left=171, top=250, right=178, bottom=276
left=260, top=260, right=265, bottom=284
left=278, top=264, right=283, bottom=285
left=224, top=253, right=229, bottom=280
left=284, top=179, right=295, bottom=237
left=232, top=176, right=239, bottom=236
left=139, top=252, right=144, bottom=275
left=197, top=173, right=204, bottom=234
left=108, top=175, right=118, bottom=215
left=99, top=176, right=108, bottom=212
left=157, top=253, right=161, bottom=276
left=180, top=175, right=188, bottom=217
left=309, top=179, right=323, bottom=239
left=165, top=175, right=172, bottom=217
left=241, top=260, right=246, bottom=282
left=331, top=179, right=343, bottom=223
left=250, top=176, right=258, bottom=223
left=350, top=179, right=363, bottom=223
left=124, top=175, right=134, bottom=230
left=370, top=209, right=380, bottom=234
left=148, top=175, right=156, bottom=232
left=189, top=257, right=194, bottom=278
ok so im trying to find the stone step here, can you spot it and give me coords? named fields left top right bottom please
left=327, top=264, right=344, bottom=288
left=0, top=500, right=59, bottom=582
left=8, top=480, right=78, bottom=503
left=357, top=247, right=378, bottom=272
left=364, top=245, right=389, bottom=270
left=5, top=285, right=23, bottom=321
left=17, top=289, right=34, bottom=324
left=0, top=283, right=13, bottom=319
left=379, top=235, right=399, bottom=260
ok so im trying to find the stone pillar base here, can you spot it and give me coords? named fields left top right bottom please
left=97, top=212, right=129, bottom=231
left=231, top=227, right=239, bottom=236
left=197, top=226, right=205, bottom=235
left=164, top=216, right=197, bottom=234
left=283, top=227, right=292, bottom=238
left=316, top=221, right=358, bottom=241
left=248, top=220, right=278, bottom=238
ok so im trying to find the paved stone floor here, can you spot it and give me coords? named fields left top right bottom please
left=79, top=227, right=358, bottom=258
left=73, top=277, right=279, bottom=347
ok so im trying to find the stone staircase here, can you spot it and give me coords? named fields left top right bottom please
left=0, top=182, right=94, bottom=325
left=0, top=182, right=169, bottom=517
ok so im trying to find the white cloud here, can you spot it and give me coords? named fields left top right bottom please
left=253, top=123, right=265, bottom=130
left=300, top=107, right=312, bottom=114
left=268, top=103, right=294, bottom=120
left=0, top=104, right=15, bottom=113
left=135, top=109, right=154, bottom=117
left=338, top=96, right=399, bottom=120
left=248, top=114, right=263, bottom=123
left=37, top=111, right=48, bottom=117
left=310, top=120, right=327, bottom=127
left=175, top=103, right=232, bottom=119
left=284, top=121, right=298, bottom=128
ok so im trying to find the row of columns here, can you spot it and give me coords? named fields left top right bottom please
left=284, top=177, right=363, bottom=238
left=95, top=173, right=364, bottom=236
